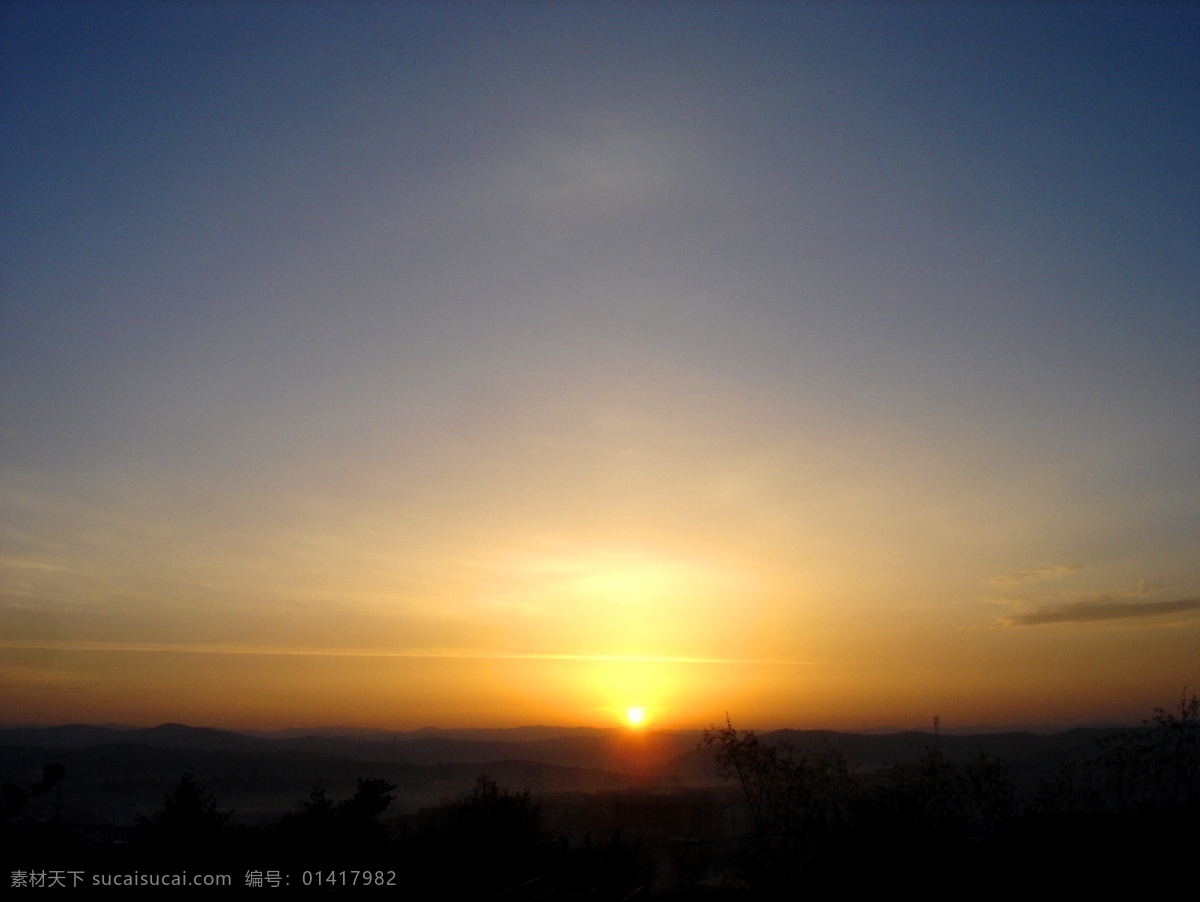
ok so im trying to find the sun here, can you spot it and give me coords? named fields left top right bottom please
left=625, top=706, right=646, bottom=728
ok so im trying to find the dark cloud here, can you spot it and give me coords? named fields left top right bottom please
left=1004, top=597, right=1200, bottom=627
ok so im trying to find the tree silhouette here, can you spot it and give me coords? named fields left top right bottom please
left=964, top=751, right=1017, bottom=835
left=701, top=717, right=852, bottom=839
left=138, top=773, right=231, bottom=860
left=281, top=778, right=396, bottom=859
left=1, top=764, right=65, bottom=819
left=447, top=774, right=541, bottom=851
left=407, top=773, right=544, bottom=887
left=338, top=777, right=396, bottom=825
left=701, top=717, right=854, bottom=889
left=1085, top=688, right=1200, bottom=813
left=1144, top=689, right=1199, bottom=808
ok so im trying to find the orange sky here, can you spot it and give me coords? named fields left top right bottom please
left=2, top=4, right=1198, bottom=732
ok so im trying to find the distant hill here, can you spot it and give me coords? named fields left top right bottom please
left=1, top=720, right=1134, bottom=776
left=1, top=720, right=1141, bottom=829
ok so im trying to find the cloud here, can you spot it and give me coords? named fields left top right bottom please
left=0, top=639, right=801, bottom=665
left=1002, top=597, right=1200, bottom=627
left=988, top=564, right=1081, bottom=587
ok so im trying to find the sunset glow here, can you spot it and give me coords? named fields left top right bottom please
left=1, top=3, right=1197, bottom=733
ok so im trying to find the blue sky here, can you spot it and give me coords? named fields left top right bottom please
left=2, top=1, right=1197, bottom=729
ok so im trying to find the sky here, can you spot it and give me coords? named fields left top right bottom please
left=2, top=1, right=1198, bottom=732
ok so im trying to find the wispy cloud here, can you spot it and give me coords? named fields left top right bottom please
left=0, top=639, right=801, bottom=666
left=988, top=564, right=1081, bottom=587
left=1002, top=597, right=1200, bottom=627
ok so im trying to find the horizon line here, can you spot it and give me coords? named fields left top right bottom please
left=0, top=717, right=1134, bottom=736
